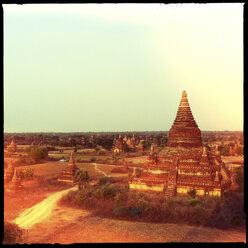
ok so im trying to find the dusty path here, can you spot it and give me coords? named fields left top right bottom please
left=14, top=186, right=78, bottom=229
left=13, top=162, right=110, bottom=230
left=93, top=163, right=109, bottom=177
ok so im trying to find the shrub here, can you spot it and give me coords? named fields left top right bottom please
left=95, top=183, right=121, bottom=199
left=19, top=168, right=34, bottom=179
left=3, top=221, right=25, bottom=244
left=98, top=149, right=106, bottom=155
left=113, top=206, right=128, bottom=216
left=89, top=157, right=96, bottom=163
left=98, top=177, right=108, bottom=185
left=187, top=189, right=196, bottom=198
left=95, top=147, right=100, bottom=152
left=114, top=192, right=128, bottom=204
left=128, top=206, right=141, bottom=217
left=25, top=146, right=48, bottom=161
left=188, top=197, right=202, bottom=207
left=230, top=215, right=244, bottom=227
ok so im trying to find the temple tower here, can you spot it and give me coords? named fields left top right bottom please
left=7, top=137, right=17, bottom=153
left=57, top=152, right=78, bottom=184
left=6, top=169, right=22, bottom=192
left=129, top=90, right=231, bottom=197
left=168, top=90, right=202, bottom=148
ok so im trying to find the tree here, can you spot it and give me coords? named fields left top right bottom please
left=74, top=169, right=90, bottom=190
left=102, top=137, right=114, bottom=151
left=19, top=168, right=34, bottom=180
left=58, top=140, right=69, bottom=147
left=25, top=146, right=48, bottom=161
left=30, top=146, right=48, bottom=161
left=50, top=140, right=58, bottom=146
left=235, top=167, right=244, bottom=192
left=236, top=146, right=243, bottom=156
left=188, top=188, right=197, bottom=198
left=220, top=145, right=230, bottom=156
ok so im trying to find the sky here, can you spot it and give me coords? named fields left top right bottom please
left=3, top=3, right=244, bottom=132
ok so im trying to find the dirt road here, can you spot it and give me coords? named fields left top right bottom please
left=93, top=163, right=109, bottom=177
left=14, top=186, right=77, bottom=229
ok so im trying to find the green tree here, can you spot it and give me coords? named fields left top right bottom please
left=74, top=169, right=90, bottom=190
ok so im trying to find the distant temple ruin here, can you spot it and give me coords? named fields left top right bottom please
left=57, top=152, right=79, bottom=184
left=6, top=137, right=17, bottom=153
left=4, top=158, right=22, bottom=192
left=129, top=90, right=231, bottom=197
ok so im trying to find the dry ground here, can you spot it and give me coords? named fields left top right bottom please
left=4, top=181, right=246, bottom=244
left=4, top=160, right=246, bottom=244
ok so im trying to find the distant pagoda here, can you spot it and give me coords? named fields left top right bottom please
left=6, top=169, right=22, bottom=192
left=129, top=90, right=231, bottom=197
left=57, top=152, right=79, bottom=184
left=113, top=135, right=127, bottom=154
left=7, top=137, right=17, bottom=153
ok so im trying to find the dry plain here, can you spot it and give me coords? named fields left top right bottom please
left=4, top=160, right=246, bottom=243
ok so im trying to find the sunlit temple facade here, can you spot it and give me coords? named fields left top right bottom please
left=129, top=91, right=231, bottom=197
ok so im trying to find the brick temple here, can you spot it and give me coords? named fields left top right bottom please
left=129, top=90, right=231, bottom=197
left=57, top=152, right=78, bottom=184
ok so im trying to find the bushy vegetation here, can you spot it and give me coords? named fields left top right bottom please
left=3, top=221, right=25, bottom=244
left=58, top=181, right=245, bottom=230
left=24, top=145, right=48, bottom=161
left=89, top=157, right=96, bottom=163
left=74, top=169, right=90, bottom=190
left=19, top=168, right=34, bottom=180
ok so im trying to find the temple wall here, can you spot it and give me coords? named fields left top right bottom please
left=146, top=169, right=166, bottom=174
left=129, top=183, right=164, bottom=192
left=178, top=170, right=210, bottom=176
left=176, top=187, right=205, bottom=196
left=211, top=189, right=221, bottom=196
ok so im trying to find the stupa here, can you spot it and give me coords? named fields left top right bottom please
left=129, top=90, right=231, bottom=197
left=57, top=152, right=79, bottom=184
left=113, top=135, right=126, bottom=153
left=4, top=158, right=15, bottom=184
left=7, top=137, right=17, bottom=153
left=6, top=169, right=22, bottom=192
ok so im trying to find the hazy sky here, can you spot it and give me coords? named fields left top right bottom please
left=4, top=3, right=243, bottom=132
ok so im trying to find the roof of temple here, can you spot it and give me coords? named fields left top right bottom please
left=168, top=90, right=202, bottom=148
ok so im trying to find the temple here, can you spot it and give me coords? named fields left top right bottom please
left=129, top=90, right=231, bottom=197
left=57, top=152, right=79, bottom=184
left=7, top=137, right=17, bottom=153
left=4, top=158, right=22, bottom=192
left=6, top=169, right=22, bottom=192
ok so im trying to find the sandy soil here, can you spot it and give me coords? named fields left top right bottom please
left=19, top=205, right=246, bottom=244
left=5, top=183, right=246, bottom=244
